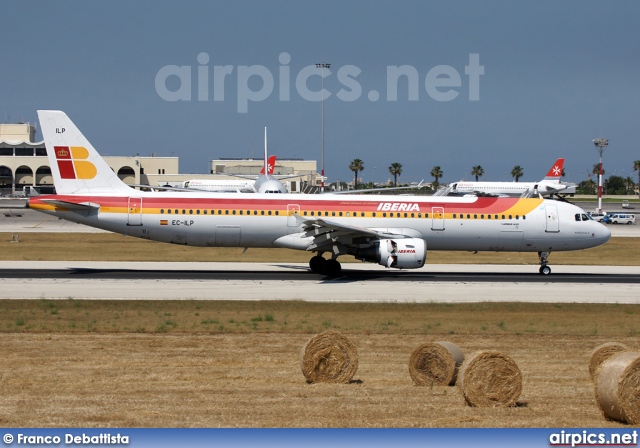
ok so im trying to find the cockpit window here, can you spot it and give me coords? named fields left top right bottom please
left=575, top=214, right=581, bottom=221
left=582, top=214, right=591, bottom=221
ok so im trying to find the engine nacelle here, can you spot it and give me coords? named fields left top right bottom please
left=354, top=238, right=426, bottom=269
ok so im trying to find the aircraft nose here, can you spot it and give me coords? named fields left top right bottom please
left=598, top=223, right=611, bottom=243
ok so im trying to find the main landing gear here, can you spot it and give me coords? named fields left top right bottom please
left=538, top=251, right=551, bottom=275
left=309, top=253, right=342, bottom=277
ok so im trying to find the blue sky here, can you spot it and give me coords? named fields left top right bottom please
left=2, top=1, right=639, bottom=184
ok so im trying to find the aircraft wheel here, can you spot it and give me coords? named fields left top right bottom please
left=324, top=259, right=342, bottom=277
left=539, top=265, right=551, bottom=275
left=309, top=255, right=327, bottom=274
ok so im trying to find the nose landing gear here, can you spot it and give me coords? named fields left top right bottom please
left=538, top=251, right=551, bottom=275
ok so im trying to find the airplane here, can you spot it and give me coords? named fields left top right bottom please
left=29, top=111, right=611, bottom=277
left=180, top=155, right=277, bottom=193
left=446, top=158, right=577, bottom=198
left=250, top=129, right=289, bottom=194
left=180, top=130, right=287, bottom=194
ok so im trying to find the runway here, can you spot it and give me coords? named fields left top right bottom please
left=1, top=261, right=639, bottom=303
left=2, top=200, right=639, bottom=304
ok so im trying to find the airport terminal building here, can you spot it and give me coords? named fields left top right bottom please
left=0, top=123, right=319, bottom=195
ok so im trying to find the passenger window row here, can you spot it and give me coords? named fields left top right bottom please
left=157, top=209, right=526, bottom=220
left=302, top=211, right=427, bottom=218
left=160, top=209, right=280, bottom=216
left=453, top=213, right=524, bottom=220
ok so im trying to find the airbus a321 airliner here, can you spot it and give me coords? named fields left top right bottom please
left=180, top=155, right=278, bottom=193
left=29, top=111, right=611, bottom=276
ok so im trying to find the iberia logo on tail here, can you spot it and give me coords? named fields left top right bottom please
left=54, top=146, right=97, bottom=179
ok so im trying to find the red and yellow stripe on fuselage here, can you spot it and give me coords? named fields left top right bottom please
left=29, top=194, right=543, bottom=221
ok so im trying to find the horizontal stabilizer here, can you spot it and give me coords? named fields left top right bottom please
left=41, top=199, right=101, bottom=211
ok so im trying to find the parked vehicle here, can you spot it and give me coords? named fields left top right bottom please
left=589, top=211, right=608, bottom=222
left=608, top=213, right=635, bottom=225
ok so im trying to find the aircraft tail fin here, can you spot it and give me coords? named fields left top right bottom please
left=267, top=155, right=276, bottom=175
left=543, top=158, right=564, bottom=182
left=37, top=110, right=132, bottom=195
left=260, top=155, right=277, bottom=175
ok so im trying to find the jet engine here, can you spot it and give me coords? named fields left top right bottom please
left=354, top=238, right=426, bottom=269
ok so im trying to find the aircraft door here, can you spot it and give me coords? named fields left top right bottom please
left=128, top=197, right=142, bottom=226
left=431, top=207, right=444, bottom=231
left=287, top=204, right=300, bottom=227
left=545, top=205, right=559, bottom=233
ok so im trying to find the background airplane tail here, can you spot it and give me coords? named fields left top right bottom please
left=259, top=155, right=277, bottom=175
left=37, top=110, right=132, bottom=195
left=543, top=158, right=564, bottom=181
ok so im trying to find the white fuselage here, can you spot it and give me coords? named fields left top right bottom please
left=182, top=179, right=256, bottom=192
left=29, top=191, right=610, bottom=254
left=450, top=180, right=575, bottom=196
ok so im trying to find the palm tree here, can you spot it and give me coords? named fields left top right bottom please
left=584, top=178, right=596, bottom=195
left=388, top=162, right=402, bottom=187
left=625, top=176, right=636, bottom=195
left=592, top=163, right=605, bottom=178
left=511, top=165, right=524, bottom=182
left=634, top=160, right=640, bottom=199
left=471, top=165, right=484, bottom=182
left=430, top=166, right=443, bottom=189
left=349, top=158, right=364, bottom=190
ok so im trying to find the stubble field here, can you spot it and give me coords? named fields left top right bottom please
left=1, top=300, right=639, bottom=427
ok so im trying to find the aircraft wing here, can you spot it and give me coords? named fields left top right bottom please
left=294, top=214, right=413, bottom=251
left=131, top=184, right=195, bottom=192
left=230, top=174, right=300, bottom=181
left=542, top=184, right=569, bottom=193
left=184, top=186, right=253, bottom=193
left=471, top=190, right=499, bottom=197
left=327, top=181, right=424, bottom=195
left=272, top=174, right=303, bottom=180
left=139, top=184, right=252, bottom=194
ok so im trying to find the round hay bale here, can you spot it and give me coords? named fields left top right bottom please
left=300, top=331, right=358, bottom=383
left=589, top=342, right=628, bottom=381
left=457, top=350, right=522, bottom=407
left=408, top=341, right=464, bottom=386
left=595, top=351, right=640, bottom=424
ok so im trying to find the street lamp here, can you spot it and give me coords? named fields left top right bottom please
left=316, top=62, right=330, bottom=192
left=593, top=138, right=608, bottom=212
